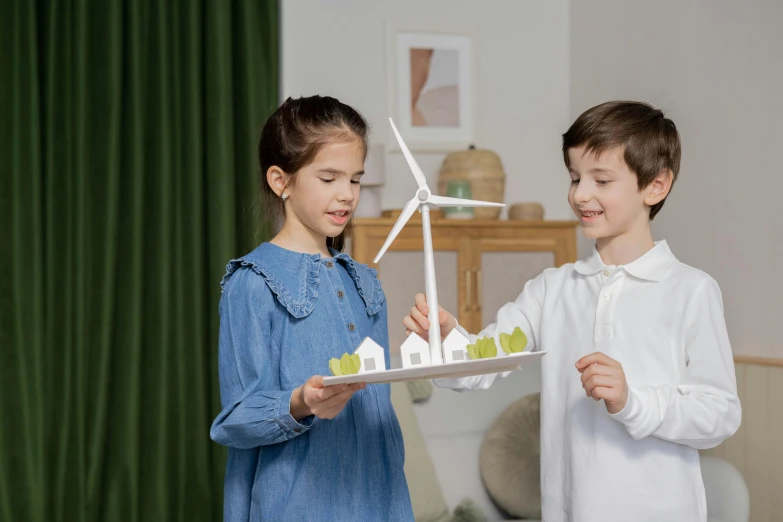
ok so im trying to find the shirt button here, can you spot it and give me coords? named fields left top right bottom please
left=326, top=261, right=334, bottom=268
left=294, top=427, right=302, bottom=433
left=603, top=269, right=610, bottom=277
left=348, top=323, right=356, bottom=331
left=604, top=293, right=611, bottom=301
left=337, top=290, right=344, bottom=298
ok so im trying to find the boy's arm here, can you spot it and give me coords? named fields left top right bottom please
left=434, top=271, right=547, bottom=391
left=610, top=278, right=742, bottom=449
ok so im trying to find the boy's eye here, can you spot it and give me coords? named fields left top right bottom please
left=570, top=179, right=580, bottom=185
left=319, top=178, right=334, bottom=184
left=596, top=180, right=611, bottom=186
left=350, top=180, right=361, bottom=185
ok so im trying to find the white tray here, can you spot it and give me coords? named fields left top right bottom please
left=322, top=351, right=545, bottom=386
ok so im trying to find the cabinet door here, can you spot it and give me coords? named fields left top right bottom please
left=463, top=238, right=558, bottom=333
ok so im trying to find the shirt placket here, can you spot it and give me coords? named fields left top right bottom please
left=594, top=267, right=624, bottom=342
left=325, top=260, right=362, bottom=344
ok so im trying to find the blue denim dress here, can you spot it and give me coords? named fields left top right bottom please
left=210, top=242, right=413, bottom=522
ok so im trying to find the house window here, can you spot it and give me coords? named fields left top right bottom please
left=364, top=358, right=376, bottom=371
left=410, top=353, right=421, bottom=365
left=452, top=350, right=464, bottom=361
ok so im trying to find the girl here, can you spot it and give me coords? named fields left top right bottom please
left=210, top=96, right=413, bottom=521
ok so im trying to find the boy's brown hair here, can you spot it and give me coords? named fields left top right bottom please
left=562, top=101, right=681, bottom=219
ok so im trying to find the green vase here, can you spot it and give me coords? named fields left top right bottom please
left=442, top=181, right=474, bottom=220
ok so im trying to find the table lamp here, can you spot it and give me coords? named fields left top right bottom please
left=354, top=142, right=385, bottom=218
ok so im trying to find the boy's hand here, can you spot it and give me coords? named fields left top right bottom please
left=402, top=293, right=457, bottom=339
left=575, top=353, right=629, bottom=414
left=290, top=376, right=365, bottom=421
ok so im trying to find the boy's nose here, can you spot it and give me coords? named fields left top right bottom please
left=573, top=183, right=592, bottom=204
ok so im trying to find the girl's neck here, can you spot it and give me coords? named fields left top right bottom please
left=270, top=222, right=331, bottom=258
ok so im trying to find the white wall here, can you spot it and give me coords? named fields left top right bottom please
left=282, top=0, right=572, bottom=221
left=570, top=0, right=783, bottom=358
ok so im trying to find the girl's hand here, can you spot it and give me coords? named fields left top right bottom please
left=402, top=293, right=457, bottom=339
left=575, top=352, right=629, bottom=414
left=290, top=375, right=365, bottom=421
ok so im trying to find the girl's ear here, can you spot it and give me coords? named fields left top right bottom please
left=644, top=169, right=673, bottom=206
left=266, top=166, right=289, bottom=197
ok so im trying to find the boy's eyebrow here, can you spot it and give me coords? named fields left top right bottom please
left=567, top=167, right=615, bottom=176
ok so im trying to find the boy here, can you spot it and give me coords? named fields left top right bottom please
left=403, top=101, right=741, bottom=522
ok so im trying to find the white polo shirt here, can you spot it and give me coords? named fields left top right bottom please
left=435, top=241, right=741, bottom=522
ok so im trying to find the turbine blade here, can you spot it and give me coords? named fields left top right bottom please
left=389, top=118, right=428, bottom=190
left=373, top=197, right=419, bottom=263
left=428, top=195, right=505, bottom=208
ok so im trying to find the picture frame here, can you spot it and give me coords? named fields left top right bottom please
left=387, top=30, right=474, bottom=151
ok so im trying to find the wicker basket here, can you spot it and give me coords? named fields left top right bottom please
left=509, top=202, right=544, bottom=221
left=437, top=146, right=506, bottom=219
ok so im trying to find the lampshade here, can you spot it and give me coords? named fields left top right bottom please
left=362, top=143, right=386, bottom=186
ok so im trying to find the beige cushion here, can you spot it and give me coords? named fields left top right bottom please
left=390, top=382, right=451, bottom=522
left=479, top=393, right=541, bottom=519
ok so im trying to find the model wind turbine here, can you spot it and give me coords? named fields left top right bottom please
left=322, top=118, right=546, bottom=386
left=374, top=118, right=504, bottom=366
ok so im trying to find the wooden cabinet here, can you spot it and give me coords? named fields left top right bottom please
left=348, top=218, right=579, bottom=338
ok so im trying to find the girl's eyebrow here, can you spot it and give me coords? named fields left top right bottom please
left=318, top=168, right=365, bottom=175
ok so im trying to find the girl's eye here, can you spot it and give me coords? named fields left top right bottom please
left=570, top=179, right=580, bottom=185
left=596, top=180, right=611, bottom=186
left=319, top=178, right=334, bottom=184
left=351, top=179, right=361, bottom=185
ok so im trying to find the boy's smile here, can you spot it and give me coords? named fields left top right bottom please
left=578, top=209, right=604, bottom=222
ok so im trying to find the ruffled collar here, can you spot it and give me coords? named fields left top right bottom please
left=220, top=242, right=384, bottom=318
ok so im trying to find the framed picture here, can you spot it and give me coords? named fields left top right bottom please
left=388, top=31, right=474, bottom=151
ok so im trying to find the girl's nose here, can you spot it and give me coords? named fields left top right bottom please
left=337, top=182, right=355, bottom=202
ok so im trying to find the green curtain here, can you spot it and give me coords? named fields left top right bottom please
left=0, top=1, right=279, bottom=520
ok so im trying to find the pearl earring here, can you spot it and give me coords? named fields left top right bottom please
left=281, top=193, right=288, bottom=200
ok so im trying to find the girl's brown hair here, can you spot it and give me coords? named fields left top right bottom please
left=258, top=95, right=369, bottom=251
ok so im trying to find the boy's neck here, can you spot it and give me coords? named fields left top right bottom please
left=595, top=226, right=656, bottom=266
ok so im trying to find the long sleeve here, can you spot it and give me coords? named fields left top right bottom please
left=210, top=269, right=313, bottom=449
left=611, top=277, right=742, bottom=449
left=434, top=270, right=548, bottom=391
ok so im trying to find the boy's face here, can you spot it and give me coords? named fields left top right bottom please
left=567, top=145, right=654, bottom=243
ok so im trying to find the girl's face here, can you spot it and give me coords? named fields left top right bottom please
left=278, top=137, right=365, bottom=251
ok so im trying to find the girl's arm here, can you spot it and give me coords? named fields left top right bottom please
left=209, top=269, right=313, bottom=449
left=611, top=278, right=742, bottom=449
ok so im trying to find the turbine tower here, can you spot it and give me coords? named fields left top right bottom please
left=374, top=118, right=505, bottom=365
